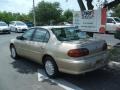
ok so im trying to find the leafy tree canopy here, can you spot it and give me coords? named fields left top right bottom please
left=29, top=1, right=62, bottom=25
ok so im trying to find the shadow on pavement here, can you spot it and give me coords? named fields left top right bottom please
left=10, top=56, right=120, bottom=90
left=11, top=57, right=43, bottom=74
left=60, top=67, right=120, bottom=90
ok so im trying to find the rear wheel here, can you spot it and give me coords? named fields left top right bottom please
left=10, top=45, right=18, bottom=59
left=43, top=56, right=59, bottom=78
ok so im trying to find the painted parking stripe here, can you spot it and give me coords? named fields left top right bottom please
left=38, top=69, right=83, bottom=90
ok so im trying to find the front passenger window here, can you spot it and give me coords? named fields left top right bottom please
left=22, top=29, right=35, bottom=40
left=33, top=29, right=49, bottom=42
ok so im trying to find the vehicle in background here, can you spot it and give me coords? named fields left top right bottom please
left=106, top=17, right=120, bottom=33
left=24, top=22, right=34, bottom=28
left=0, top=21, right=10, bottom=34
left=10, top=26, right=109, bottom=78
left=9, top=21, right=28, bottom=33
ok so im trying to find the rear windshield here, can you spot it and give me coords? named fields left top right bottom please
left=52, top=27, right=89, bottom=41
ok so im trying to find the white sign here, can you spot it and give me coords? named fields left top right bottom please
left=73, top=8, right=106, bottom=33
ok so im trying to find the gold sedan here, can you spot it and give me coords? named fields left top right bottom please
left=10, top=26, right=109, bottom=78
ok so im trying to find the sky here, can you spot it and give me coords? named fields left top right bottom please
left=0, top=0, right=113, bottom=14
left=0, top=0, right=91, bottom=14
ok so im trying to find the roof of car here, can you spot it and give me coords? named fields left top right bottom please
left=35, top=25, right=75, bottom=30
left=0, top=21, right=6, bottom=23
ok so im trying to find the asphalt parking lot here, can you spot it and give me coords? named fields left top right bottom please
left=0, top=33, right=120, bottom=90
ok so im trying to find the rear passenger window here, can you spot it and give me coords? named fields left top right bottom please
left=32, top=29, right=50, bottom=42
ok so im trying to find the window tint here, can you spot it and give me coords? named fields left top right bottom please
left=107, top=18, right=114, bottom=23
left=22, top=29, right=35, bottom=40
left=32, top=29, right=49, bottom=42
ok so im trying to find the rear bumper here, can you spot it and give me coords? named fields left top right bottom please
left=56, top=51, right=109, bottom=75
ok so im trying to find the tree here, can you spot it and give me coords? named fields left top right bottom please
left=111, top=4, right=120, bottom=17
left=104, top=0, right=120, bottom=9
left=0, top=11, right=14, bottom=24
left=0, top=11, right=32, bottom=24
left=63, top=9, right=73, bottom=23
left=77, top=0, right=93, bottom=10
left=77, top=0, right=120, bottom=11
left=29, top=1, right=62, bottom=25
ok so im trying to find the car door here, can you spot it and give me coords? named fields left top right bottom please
left=106, top=18, right=116, bottom=32
left=24, top=28, right=50, bottom=63
left=15, top=28, right=35, bottom=57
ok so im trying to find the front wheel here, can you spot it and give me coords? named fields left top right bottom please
left=10, top=45, right=18, bottom=59
left=44, top=57, right=59, bottom=78
left=15, top=28, right=18, bottom=33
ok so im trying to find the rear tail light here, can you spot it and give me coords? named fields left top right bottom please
left=68, top=48, right=89, bottom=57
left=102, top=43, right=107, bottom=51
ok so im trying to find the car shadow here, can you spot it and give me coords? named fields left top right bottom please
left=60, top=67, right=120, bottom=90
left=11, top=57, right=43, bottom=74
left=10, top=57, right=120, bottom=90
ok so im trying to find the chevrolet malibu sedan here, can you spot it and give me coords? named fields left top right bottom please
left=10, top=26, right=109, bottom=78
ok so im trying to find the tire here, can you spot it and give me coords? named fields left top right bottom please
left=43, top=56, right=59, bottom=78
left=15, top=28, right=18, bottom=33
left=10, top=45, right=18, bottom=59
left=8, top=31, right=11, bottom=34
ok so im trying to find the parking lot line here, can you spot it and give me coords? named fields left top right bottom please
left=38, top=69, right=83, bottom=90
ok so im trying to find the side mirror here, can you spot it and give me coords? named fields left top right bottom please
left=16, top=36, right=26, bottom=40
left=112, top=21, right=116, bottom=24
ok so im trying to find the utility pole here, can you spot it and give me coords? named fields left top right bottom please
left=33, top=0, right=36, bottom=26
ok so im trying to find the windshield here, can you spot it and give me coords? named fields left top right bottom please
left=114, top=17, right=120, bottom=23
left=16, top=22, right=26, bottom=26
left=0, top=22, right=7, bottom=26
left=52, top=27, right=89, bottom=41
